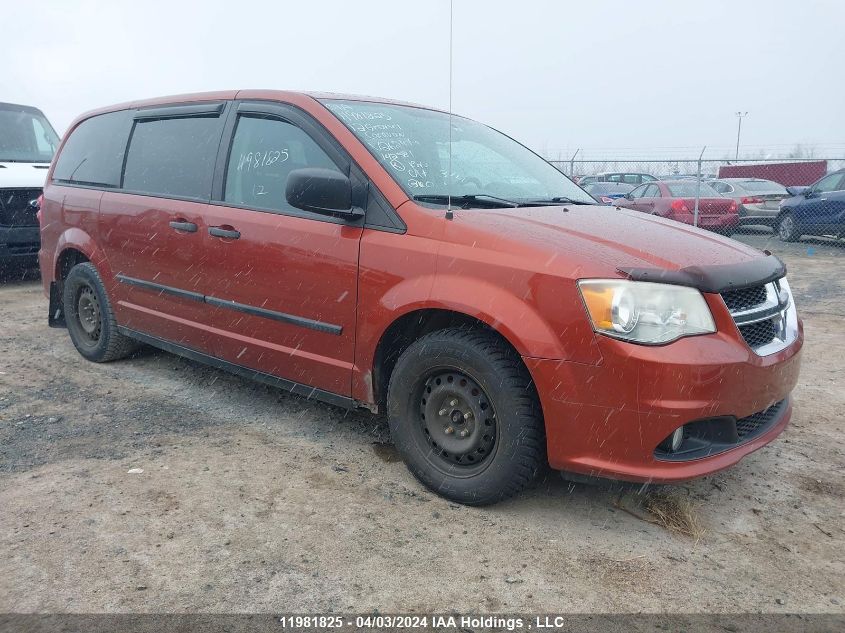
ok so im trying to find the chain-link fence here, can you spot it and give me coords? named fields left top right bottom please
left=546, top=157, right=845, bottom=229
left=548, top=157, right=845, bottom=186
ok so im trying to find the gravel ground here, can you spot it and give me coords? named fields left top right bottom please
left=0, top=230, right=843, bottom=614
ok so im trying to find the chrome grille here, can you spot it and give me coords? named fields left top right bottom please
left=721, top=278, right=798, bottom=356
left=721, top=286, right=768, bottom=312
left=738, top=319, right=777, bottom=348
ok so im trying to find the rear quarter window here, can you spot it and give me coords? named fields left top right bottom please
left=122, top=115, right=223, bottom=200
left=52, top=111, right=133, bottom=187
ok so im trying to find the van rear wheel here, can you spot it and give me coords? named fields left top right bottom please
left=63, top=262, right=137, bottom=362
left=387, top=328, right=544, bottom=505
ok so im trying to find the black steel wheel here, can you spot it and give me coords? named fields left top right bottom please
left=75, top=284, right=103, bottom=345
left=418, top=369, right=498, bottom=475
left=388, top=327, right=545, bottom=505
left=63, top=262, right=137, bottom=362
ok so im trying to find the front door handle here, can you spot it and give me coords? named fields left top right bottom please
left=209, top=226, right=241, bottom=239
left=169, top=220, right=198, bottom=232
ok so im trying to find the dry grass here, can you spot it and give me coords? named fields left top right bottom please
left=643, top=492, right=704, bottom=540
left=613, top=491, right=705, bottom=539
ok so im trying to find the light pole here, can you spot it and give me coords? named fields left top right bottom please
left=735, top=111, right=748, bottom=160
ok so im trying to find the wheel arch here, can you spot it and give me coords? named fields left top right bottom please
left=369, top=308, right=531, bottom=411
left=52, top=228, right=109, bottom=284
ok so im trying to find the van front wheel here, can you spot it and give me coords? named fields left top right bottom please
left=63, top=262, right=137, bottom=362
left=387, top=328, right=545, bottom=505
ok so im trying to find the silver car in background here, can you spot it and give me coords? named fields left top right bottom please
left=708, top=178, right=789, bottom=227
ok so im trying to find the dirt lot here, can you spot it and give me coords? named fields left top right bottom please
left=1, top=231, right=843, bottom=614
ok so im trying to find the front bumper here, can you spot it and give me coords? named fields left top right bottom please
left=525, top=321, right=803, bottom=483
left=0, top=225, right=40, bottom=261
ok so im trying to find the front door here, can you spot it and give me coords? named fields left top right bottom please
left=200, top=102, right=363, bottom=398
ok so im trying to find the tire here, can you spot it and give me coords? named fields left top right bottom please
left=387, top=327, right=545, bottom=505
left=777, top=211, right=801, bottom=242
left=63, top=262, right=137, bottom=362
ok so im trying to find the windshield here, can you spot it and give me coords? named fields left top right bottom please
left=667, top=182, right=721, bottom=197
left=0, top=107, right=60, bottom=162
left=322, top=100, right=594, bottom=206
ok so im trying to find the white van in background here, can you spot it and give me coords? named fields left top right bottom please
left=1, top=102, right=60, bottom=269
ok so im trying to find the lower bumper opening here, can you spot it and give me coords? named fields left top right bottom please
left=654, top=398, right=788, bottom=462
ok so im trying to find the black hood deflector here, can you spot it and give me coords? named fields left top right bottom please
left=617, top=254, right=786, bottom=294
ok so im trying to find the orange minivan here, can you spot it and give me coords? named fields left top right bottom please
left=40, top=91, right=802, bottom=504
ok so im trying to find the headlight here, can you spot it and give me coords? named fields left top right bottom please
left=578, top=280, right=716, bottom=344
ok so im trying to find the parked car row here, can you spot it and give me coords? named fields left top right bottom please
left=579, top=170, right=845, bottom=241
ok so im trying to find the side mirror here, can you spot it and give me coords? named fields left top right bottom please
left=286, top=168, right=362, bottom=219
left=786, top=185, right=808, bottom=197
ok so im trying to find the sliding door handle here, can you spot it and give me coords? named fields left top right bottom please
left=209, top=226, right=241, bottom=239
left=169, top=220, right=198, bottom=232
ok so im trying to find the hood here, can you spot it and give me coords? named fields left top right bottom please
left=0, top=162, right=50, bottom=188
left=453, top=203, right=764, bottom=275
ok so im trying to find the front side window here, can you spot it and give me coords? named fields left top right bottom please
left=224, top=115, right=340, bottom=213
left=53, top=111, right=133, bottom=187
left=122, top=115, right=222, bottom=199
left=629, top=185, right=647, bottom=199
left=322, top=100, right=594, bottom=206
left=814, top=173, right=845, bottom=194
left=643, top=184, right=661, bottom=197
left=0, top=106, right=60, bottom=163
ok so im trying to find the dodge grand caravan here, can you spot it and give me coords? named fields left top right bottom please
left=39, top=91, right=803, bottom=505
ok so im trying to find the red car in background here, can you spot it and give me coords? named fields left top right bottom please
left=617, top=180, right=739, bottom=234
left=616, top=180, right=739, bottom=235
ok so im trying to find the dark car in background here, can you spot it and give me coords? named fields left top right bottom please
left=776, top=170, right=845, bottom=241
left=578, top=172, right=658, bottom=186
left=616, top=180, right=739, bottom=233
left=582, top=181, right=635, bottom=204
left=709, top=178, right=788, bottom=227
left=1, top=102, right=60, bottom=269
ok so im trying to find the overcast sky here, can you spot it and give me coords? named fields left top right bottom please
left=3, top=0, right=843, bottom=160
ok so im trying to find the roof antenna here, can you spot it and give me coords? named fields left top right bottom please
left=445, top=0, right=454, bottom=221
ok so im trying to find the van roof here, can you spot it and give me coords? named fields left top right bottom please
left=72, top=90, right=446, bottom=123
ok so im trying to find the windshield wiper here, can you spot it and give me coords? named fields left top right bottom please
left=529, top=196, right=595, bottom=205
left=413, top=194, right=520, bottom=208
